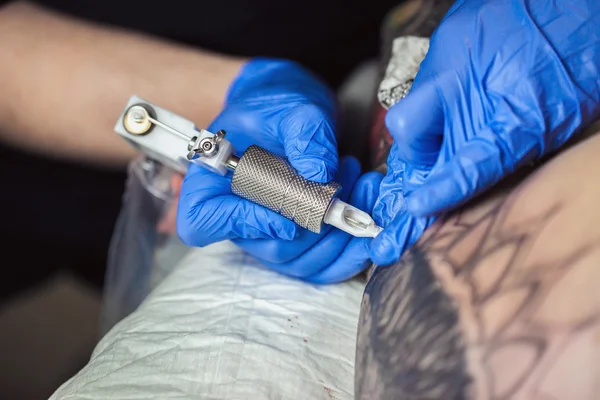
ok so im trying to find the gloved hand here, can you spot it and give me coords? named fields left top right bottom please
left=372, top=0, right=600, bottom=265
left=369, top=145, right=434, bottom=266
left=233, top=157, right=383, bottom=284
left=177, top=57, right=338, bottom=247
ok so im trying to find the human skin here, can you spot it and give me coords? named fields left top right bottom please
left=356, top=125, right=600, bottom=399
left=0, top=1, right=244, bottom=168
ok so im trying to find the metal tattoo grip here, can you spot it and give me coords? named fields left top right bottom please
left=231, top=145, right=341, bottom=234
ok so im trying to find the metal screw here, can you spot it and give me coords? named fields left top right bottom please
left=214, top=130, right=226, bottom=143
left=132, top=111, right=145, bottom=123
left=188, top=136, right=198, bottom=151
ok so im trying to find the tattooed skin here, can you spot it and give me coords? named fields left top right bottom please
left=359, top=1, right=600, bottom=395
left=356, top=141, right=600, bottom=400
left=424, top=193, right=600, bottom=400
left=356, top=244, right=470, bottom=399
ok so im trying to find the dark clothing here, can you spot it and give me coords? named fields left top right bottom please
left=0, top=0, right=397, bottom=294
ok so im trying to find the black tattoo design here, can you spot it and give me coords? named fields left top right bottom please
left=355, top=246, right=470, bottom=400
left=356, top=177, right=600, bottom=399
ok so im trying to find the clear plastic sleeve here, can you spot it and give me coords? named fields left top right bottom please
left=100, top=155, right=189, bottom=335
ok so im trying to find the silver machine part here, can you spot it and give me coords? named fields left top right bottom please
left=231, top=145, right=340, bottom=234
left=116, top=95, right=383, bottom=238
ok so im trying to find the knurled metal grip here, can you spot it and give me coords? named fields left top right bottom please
left=231, top=145, right=341, bottom=234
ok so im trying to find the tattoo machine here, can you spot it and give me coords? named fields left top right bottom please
left=114, top=95, right=383, bottom=238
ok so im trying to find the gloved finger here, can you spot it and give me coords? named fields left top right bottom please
left=371, top=143, right=430, bottom=227
left=385, top=80, right=444, bottom=168
left=406, top=127, right=515, bottom=217
left=305, top=238, right=371, bottom=284
left=263, top=171, right=383, bottom=281
left=261, top=228, right=353, bottom=278
left=306, top=171, right=384, bottom=283
left=208, top=107, right=286, bottom=157
left=279, top=103, right=338, bottom=183
left=232, top=156, right=361, bottom=263
left=372, top=144, right=407, bottom=226
left=369, top=211, right=432, bottom=266
left=177, top=164, right=297, bottom=247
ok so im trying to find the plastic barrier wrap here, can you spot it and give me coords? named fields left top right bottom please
left=100, top=156, right=189, bottom=335
left=52, top=241, right=364, bottom=400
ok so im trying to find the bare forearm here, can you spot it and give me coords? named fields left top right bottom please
left=0, top=1, right=245, bottom=168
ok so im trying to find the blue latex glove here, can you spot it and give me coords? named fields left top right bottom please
left=372, top=0, right=600, bottom=265
left=370, top=145, right=434, bottom=266
left=233, top=157, right=383, bottom=284
left=177, top=57, right=338, bottom=247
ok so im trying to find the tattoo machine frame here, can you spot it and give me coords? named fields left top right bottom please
left=114, top=95, right=383, bottom=238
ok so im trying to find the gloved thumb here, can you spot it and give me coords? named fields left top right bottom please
left=177, top=163, right=297, bottom=247
left=385, top=81, right=444, bottom=168
left=370, top=211, right=432, bottom=266
left=279, top=104, right=339, bottom=183
left=405, top=122, right=522, bottom=217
